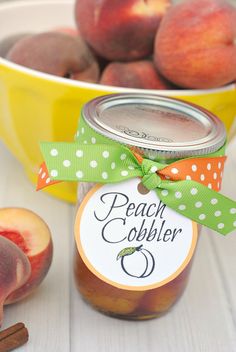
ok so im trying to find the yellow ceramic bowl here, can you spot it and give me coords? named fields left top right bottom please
left=0, top=0, right=235, bottom=203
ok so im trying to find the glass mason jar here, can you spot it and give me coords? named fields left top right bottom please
left=74, top=94, right=226, bottom=320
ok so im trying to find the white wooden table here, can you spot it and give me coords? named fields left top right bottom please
left=0, top=137, right=236, bottom=352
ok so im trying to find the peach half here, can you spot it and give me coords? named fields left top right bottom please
left=0, top=208, right=53, bottom=304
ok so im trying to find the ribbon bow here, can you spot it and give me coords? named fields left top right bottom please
left=37, top=142, right=236, bottom=236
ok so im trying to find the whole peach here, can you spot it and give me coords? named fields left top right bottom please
left=154, top=0, right=236, bottom=88
left=0, top=208, right=53, bottom=304
left=0, top=33, right=30, bottom=58
left=7, top=32, right=100, bottom=83
left=100, top=60, right=172, bottom=89
left=0, top=236, right=31, bottom=325
left=75, top=0, right=171, bottom=61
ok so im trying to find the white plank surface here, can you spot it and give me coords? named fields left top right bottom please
left=0, top=142, right=73, bottom=352
left=0, top=138, right=235, bottom=351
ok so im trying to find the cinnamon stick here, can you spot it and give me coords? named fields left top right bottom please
left=0, top=323, right=29, bottom=352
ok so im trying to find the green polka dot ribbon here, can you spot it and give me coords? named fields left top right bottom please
left=38, top=115, right=236, bottom=236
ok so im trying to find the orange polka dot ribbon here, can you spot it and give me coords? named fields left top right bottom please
left=37, top=117, right=236, bottom=236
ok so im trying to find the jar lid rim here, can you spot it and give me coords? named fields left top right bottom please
left=83, top=94, right=226, bottom=158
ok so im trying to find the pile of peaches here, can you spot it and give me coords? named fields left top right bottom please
left=4, top=0, right=236, bottom=90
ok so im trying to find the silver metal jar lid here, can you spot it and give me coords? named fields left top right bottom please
left=83, top=94, right=226, bottom=159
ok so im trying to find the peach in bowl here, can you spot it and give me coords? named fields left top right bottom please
left=0, top=0, right=235, bottom=203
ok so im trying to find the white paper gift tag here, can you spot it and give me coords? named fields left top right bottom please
left=75, top=179, right=198, bottom=291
